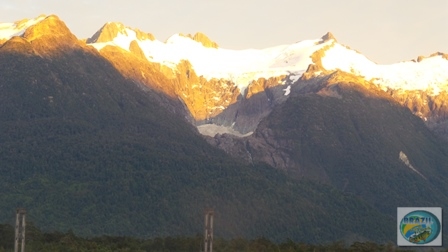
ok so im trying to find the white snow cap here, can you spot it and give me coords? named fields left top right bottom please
left=91, top=27, right=332, bottom=94
left=89, top=26, right=448, bottom=96
left=0, top=15, right=47, bottom=40
left=321, top=44, right=448, bottom=95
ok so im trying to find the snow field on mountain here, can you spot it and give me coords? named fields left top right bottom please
left=95, top=26, right=448, bottom=96
left=92, top=27, right=331, bottom=93
left=2, top=15, right=448, bottom=96
left=321, top=44, right=448, bottom=95
left=0, top=15, right=46, bottom=40
left=0, top=13, right=432, bottom=97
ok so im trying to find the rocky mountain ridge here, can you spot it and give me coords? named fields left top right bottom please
left=3, top=15, right=447, bottom=138
left=82, top=18, right=448, bottom=139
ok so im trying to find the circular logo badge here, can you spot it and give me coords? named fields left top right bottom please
left=399, top=210, right=441, bottom=244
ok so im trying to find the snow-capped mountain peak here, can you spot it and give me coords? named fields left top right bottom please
left=0, top=14, right=47, bottom=41
left=87, top=22, right=155, bottom=44
left=320, top=31, right=337, bottom=43
left=2, top=15, right=448, bottom=138
left=0, top=14, right=79, bottom=54
left=320, top=43, right=448, bottom=95
left=89, top=27, right=334, bottom=93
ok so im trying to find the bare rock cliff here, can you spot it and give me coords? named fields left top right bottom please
left=87, top=22, right=155, bottom=43
left=179, top=32, right=219, bottom=48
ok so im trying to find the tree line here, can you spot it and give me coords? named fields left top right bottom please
left=0, top=223, right=425, bottom=252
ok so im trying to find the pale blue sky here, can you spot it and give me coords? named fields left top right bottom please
left=1, top=0, right=447, bottom=64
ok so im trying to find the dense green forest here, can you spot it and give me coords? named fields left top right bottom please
left=0, top=223, right=422, bottom=252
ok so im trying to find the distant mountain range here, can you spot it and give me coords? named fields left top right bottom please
left=1, top=14, right=448, bottom=244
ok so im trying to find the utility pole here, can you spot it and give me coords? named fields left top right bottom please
left=204, top=208, right=214, bottom=252
left=14, top=208, right=26, bottom=252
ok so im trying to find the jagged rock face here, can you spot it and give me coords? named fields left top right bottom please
left=388, top=89, right=448, bottom=139
left=95, top=45, right=242, bottom=121
left=87, top=22, right=122, bottom=43
left=300, top=42, right=336, bottom=80
left=23, top=15, right=76, bottom=42
left=245, top=76, right=285, bottom=99
left=86, top=28, right=338, bottom=132
left=94, top=41, right=292, bottom=126
left=21, top=15, right=79, bottom=56
left=205, top=125, right=307, bottom=178
left=325, top=71, right=390, bottom=96
left=204, top=77, right=291, bottom=134
left=179, top=32, right=219, bottom=48
left=13, top=15, right=46, bottom=30
left=128, top=40, right=146, bottom=60
left=167, top=67, right=291, bottom=125
left=89, top=26, right=241, bottom=121
left=87, top=22, right=155, bottom=44
left=431, top=52, right=448, bottom=60
left=133, top=28, right=156, bottom=41
left=171, top=60, right=240, bottom=120
left=320, top=32, right=337, bottom=43
left=192, top=32, right=218, bottom=48
left=417, top=52, right=448, bottom=62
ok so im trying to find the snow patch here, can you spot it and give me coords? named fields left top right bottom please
left=197, top=124, right=252, bottom=137
left=289, top=74, right=301, bottom=83
left=399, top=151, right=427, bottom=180
left=0, top=15, right=46, bottom=40
left=283, top=85, right=291, bottom=96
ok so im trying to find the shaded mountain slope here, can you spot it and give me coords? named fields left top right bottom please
left=0, top=16, right=397, bottom=244
left=262, top=84, right=448, bottom=212
left=208, top=73, right=448, bottom=221
left=0, top=46, right=393, bottom=243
